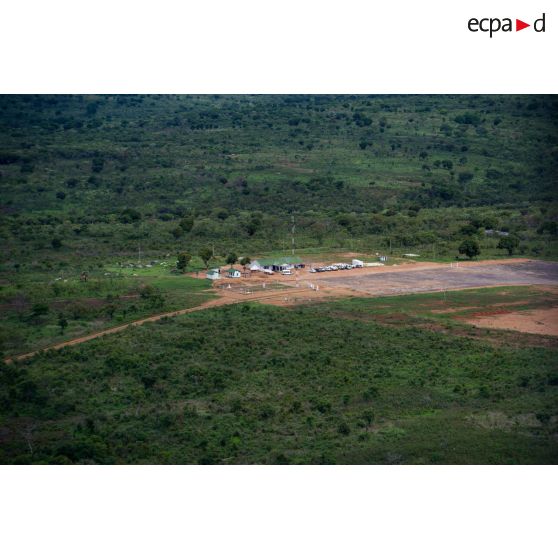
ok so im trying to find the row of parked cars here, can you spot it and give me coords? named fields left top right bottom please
left=309, top=262, right=361, bottom=273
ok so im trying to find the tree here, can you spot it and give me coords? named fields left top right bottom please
left=498, top=235, right=520, bottom=256
left=213, top=208, right=229, bottom=220
left=58, top=314, right=68, bottom=334
left=91, top=157, right=104, bottom=173
left=140, top=285, right=156, bottom=299
left=171, top=227, right=183, bottom=239
left=226, top=252, right=238, bottom=265
left=460, top=223, right=479, bottom=237
left=458, top=238, right=480, bottom=259
left=119, top=208, right=141, bottom=223
left=51, top=238, right=62, bottom=250
left=106, top=304, right=116, bottom=320
left=337, top=422, right=351, bottom=436
left=139, top=285, right=164, bottom=308
left=244, top=213, right=262, bottom=236
left=56, top=191, right=66, bottom=200
left=179, top=216, right=194, bottom=232
left=537, top=221, right=557, bottom=236
left=31, top=303, right=49, bottom=320
left=311, top=221, right=328, bottom=245
left=245, top=221, right=259, bottom=236
left=458, top=171, right=474, bottom=184
left=198, top=247, right=213, bottom=269
left=177, top=252, right=191, bottom=273
left=239, top=256, right=251, bottom=267
left=471, top=215, right=498, bottom=230
left=361, top=410, right=375, bottom=427
left=454, top=112, right=481, bottom=126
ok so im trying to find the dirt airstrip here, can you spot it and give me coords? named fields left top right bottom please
left=209, top=259, right=558, bottom=335
left=5, top=259, right=558, bottom=363
left=315, top=260, right=558, bottom=297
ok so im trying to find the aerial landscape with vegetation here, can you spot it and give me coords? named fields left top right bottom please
left=0, top=94, right=557, bottom=464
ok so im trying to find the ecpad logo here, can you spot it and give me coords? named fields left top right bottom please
left=468, top=13, right=546, bottom=37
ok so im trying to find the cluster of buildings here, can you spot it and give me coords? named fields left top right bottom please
left=206, top=268, right=240, bottom=280
left=206, top=256, right=303, bottom=281
left=249, top=256, right=304, bottom=273
left=205, top=254, right=388, bottom=281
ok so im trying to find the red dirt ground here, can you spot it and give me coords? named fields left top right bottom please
left=6, top=259, right=557, bottom=363
left=463, top=307, right=558, bottom=336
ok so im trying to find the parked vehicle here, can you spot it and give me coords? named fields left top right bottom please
left=281, top=269, right=293, bottom=275
left=263, top=269, right=274, bottom=275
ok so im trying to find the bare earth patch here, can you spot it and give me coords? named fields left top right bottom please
left=430, top=306, right=480, bottom=314
left=464, top=307, right=558, bottom=336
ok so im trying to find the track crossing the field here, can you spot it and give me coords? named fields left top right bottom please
left=3, top=287, right=312, bottom=364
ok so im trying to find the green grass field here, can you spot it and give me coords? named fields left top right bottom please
left=0, top=267, right=214, bottom=356
left=321, top=285, right=558, bottom=318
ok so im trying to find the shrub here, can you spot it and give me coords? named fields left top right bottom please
left=458, top=238, right=480, bottom=259
left=337, top=422, right=351, bottom=436
left=498, top=235, right=520, bottom=256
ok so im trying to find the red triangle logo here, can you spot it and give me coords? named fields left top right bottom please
left=516, top=19, right=530, bottom=31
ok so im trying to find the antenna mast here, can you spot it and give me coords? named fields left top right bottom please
left=291, top=215, right=295, bottom=256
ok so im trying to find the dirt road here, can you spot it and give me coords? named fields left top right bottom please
left=3, top=286, right=317, bottom=364
left=6, top=258, right=556, bottom=364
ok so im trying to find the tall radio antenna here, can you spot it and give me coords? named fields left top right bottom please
left=291, top=215, right=295, bottom=256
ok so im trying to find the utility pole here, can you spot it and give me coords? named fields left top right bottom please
left=138, top=242, right=141, bottom=264
left=291, top=214, right=295, bottom=256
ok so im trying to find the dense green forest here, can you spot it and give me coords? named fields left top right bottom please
left=1, top=288, right=557, bottom=465
left=2, top=94, right=556, bottom=359
left=1, top=95, right=557, bottom=464
left=1, top=94, right=557, bottom=265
